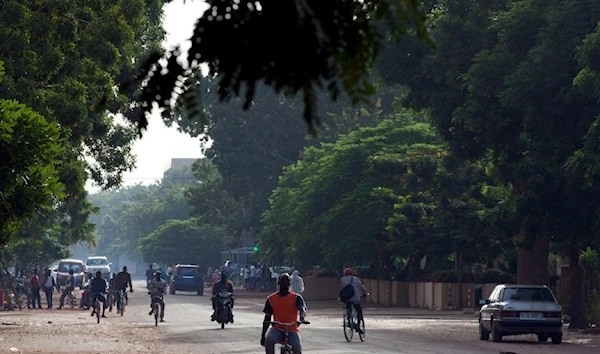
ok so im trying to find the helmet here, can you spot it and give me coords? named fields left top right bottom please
left=344, top=268, right=353, bottom=276
left=95, top=270, right=102, bottom=277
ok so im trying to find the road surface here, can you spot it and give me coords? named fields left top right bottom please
left=0, top=281, right=598, bottom=353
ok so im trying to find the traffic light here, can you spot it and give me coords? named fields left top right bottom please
left=253, top=245, right=259, bottom=252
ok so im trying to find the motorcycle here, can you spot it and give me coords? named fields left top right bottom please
left=215, top=291, right=234, bottom=329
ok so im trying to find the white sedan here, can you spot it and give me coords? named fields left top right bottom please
left=479, top=284, right=563, bottom=344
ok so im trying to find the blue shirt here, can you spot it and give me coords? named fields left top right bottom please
left=69, top=275, right=76, bottom=288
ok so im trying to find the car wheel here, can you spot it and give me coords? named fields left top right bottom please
left=479, top=319, right=490, bottom=340
left=537, top=334, right=548, bottom=342
left=551, top=332, right=562, bottom=344
left=491, top=320, right=502, bottom=342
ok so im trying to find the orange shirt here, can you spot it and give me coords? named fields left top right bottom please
left=267, top=292, right=300, bottom=332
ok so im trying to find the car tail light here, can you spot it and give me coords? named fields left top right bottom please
left=544, top=311, right=562, bottom=318
left=500, top=310, right=520, bottom=318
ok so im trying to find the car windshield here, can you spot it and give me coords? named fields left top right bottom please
left=87, top=259, right=107, bottom=266
left=59, top=263, right=83, bottom=273
left=177, top=267, right=198, bottom=276
left=502, top=287, right=555, bottom=302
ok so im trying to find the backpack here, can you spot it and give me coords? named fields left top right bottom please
left=339, top=277, right=355, bottom=302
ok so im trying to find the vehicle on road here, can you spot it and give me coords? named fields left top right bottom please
left=56, top=259, right=86, bottom=290
left=343, top=294, right=368, bottom=342
left=479, top=284, right=563, bottom=344
left=86, top=256, right=111, bottom=280
left=266, top=321, right=310, bottom=354
left=215, top=291, right=234, bottom=329
left=169, top=264, right=204, bottom=295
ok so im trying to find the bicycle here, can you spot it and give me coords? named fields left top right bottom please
left=265, top=320, right=310, bottom=354
left=343, top=294, right=369, bottom=342
left=107, top=289, right=116, bottom=312
left=66, top=290, right=77, bottom=309
left=117, top=289, right=126, bottom=316
left=151, top=296, right=162, bottom=326
left=94, top=297, right=101, bottom=324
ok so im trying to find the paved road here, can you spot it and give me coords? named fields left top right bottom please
left=140, top=281, right=599, bottom=354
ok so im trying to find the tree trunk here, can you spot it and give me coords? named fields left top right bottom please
left=516, top=231, right=549, bottom=285
left=455, top=250, right=463, bottom=309
left=568, top=238, right=587, bottom=329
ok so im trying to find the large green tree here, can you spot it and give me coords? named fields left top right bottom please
left=259, top=111, right=493, bottom=276
left=381, top=0, right=600, bottom=327
left=0, top=0, right=169, bottom=249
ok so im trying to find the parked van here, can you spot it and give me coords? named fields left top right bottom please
left=56, top=259, right=86, bottom=289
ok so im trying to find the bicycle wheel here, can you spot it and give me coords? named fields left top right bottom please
left=154, top=303, right=159, bottom=326
left=108, top=294, right=113, bottom=312
left=69, top=294, right=76, bottom=309
left=96, top=302, right=101, bottom=324
left=358, top=317, right=365, bottom=342
left=343, top=310, right=353, bottom=342
left=120, top=294, right=125, bottom=316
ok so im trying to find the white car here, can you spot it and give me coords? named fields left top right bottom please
left=86, top=256, right=112, bottom=280
left=479, top=284, right=563, bottom=344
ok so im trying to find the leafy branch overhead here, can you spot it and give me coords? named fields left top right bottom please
left=127, top=0, right=430, bottom=133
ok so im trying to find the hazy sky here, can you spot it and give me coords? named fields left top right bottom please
left=86, top=0, right=209, bottom=193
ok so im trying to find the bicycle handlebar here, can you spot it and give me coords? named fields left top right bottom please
left=265, top=320, right=310, bottom=326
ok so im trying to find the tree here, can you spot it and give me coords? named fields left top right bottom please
left=124, top=0, right=430, bottom=132
left=382, top=0, right=600, bottom=327
left=259, top=111, right=455, bottom=273
left=138, top=218, right=224, bottom=268
left=0, top=88, right=66, bottom=244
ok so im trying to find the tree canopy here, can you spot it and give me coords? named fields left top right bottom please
left=122, top=0, right=430, bottom=133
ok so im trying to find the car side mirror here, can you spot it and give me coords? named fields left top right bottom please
left=108, top=263, right=112, bottom=266
left=479, top=299, right=490, bottom=305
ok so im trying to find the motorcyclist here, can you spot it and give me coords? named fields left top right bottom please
left=90, top=271, right=108, bottom=317
left=211, top=272, right=234, bottom=323
left=147, top=270, right=167, bottom=322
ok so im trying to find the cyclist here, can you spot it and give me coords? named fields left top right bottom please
left=339, top=268, right=367, bottom=334
left=211, top=271, right=234, bottom=322
left=114, top=266, right=133, bottom=311
left=147, top=270, right=167, bottom=322
left=260, top=273, right=307, bottom=354
left=145, top=264, right=154, bottom=283
left=58, top=269, right=76, bottom=309
left=107, top=272, right=118, bottom=311
left=90, top=271, right=108, bottom=318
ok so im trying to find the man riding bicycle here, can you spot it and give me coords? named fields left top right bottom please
left=90, top=271, right=108, bottom=318
left=114, top=266, right=133, bottom=311
left=260, top=273, right=307, bottom=354
left=211, top=272, right=234, bottom=322
left=147, top=271, right=167, bottom=322
left=339, top=268, right=367, bottom=334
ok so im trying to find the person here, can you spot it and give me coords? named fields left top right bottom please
left=42, top=269, right=59, bottom=309
left=145, top=264, right=154, bottom=282
left=89, top=271, right=108, bottom=317
left=147, top=270, right=167, bottom=322
left=211, top=271, right=235, bottom=322
left=107, top=272, right=118, bottom=311
left=30, top=269, right=42, bottom=309
left=339, top=268, right=367, bottom=333
left=58, top=269, right=76, bottom=309
left=114, top=266, right=133, bottom=311
left=261, top=273, right=307, bottom=354
left=290, top=270, right=304, bottom=294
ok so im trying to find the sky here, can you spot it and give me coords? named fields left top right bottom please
left=86, top=0, right=209, bottom=193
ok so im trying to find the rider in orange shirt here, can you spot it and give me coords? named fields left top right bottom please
left=260, top=273, right=307, bottom=354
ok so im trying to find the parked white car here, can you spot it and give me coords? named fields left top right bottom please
left=479, top=284, right=563, bottom=344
